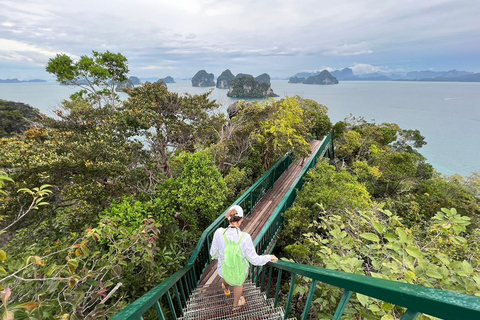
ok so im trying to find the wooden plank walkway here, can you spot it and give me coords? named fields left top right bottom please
left=200, top=139, right=322, bottom=286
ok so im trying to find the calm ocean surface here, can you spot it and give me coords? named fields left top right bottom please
left=1, top=80, right=478, bottom=177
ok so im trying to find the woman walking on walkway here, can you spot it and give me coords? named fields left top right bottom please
left=210, top=205, right=278, bottom=308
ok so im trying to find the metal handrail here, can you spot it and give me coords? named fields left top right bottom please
left=260, top=260, right=480, bottom=320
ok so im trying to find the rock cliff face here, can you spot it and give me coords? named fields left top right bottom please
left=303, top=70, right=338, bottom=85
left=227, top=73, right=278, bottom=98
left=216, top=69, right=235, bottom=89
left=288, top=76, right=305, bottom=83
left=191, top=70, right=215, bottom=87
left=227, top=100, right=250, bottom=119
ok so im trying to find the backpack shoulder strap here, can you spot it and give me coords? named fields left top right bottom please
left=237, top=232, right=246, bottom=244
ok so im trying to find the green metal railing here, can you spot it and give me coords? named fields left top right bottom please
left=110, top=141, right=302, bottom=319
left=256, top=260, right=480, bottom=320
left=252, top=132, right=333, bottom=263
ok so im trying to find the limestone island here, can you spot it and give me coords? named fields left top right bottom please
left=128, top=76, right=142, bottom=85
left=288, top=76, right=305, bottom=84
left=303, top=70, right=338, bottom=85
left=191, top=70, right=215, bottom=87
left=289, top=70, right=338, bottom=85
left=158, top=76, right=175, bottom=83
left=216, top=69, right=235, bottom=89
left=115, top=79, right=135, bottom=92
left=227, top=73, right=279, bottom=98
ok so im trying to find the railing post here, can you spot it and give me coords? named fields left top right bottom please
left=401, top=309, right=421, bottom=320
left=174, top=283, right=184, bottom=314
left=166, top=290, right=177, bottom=320
left=266, top=265, right=273, bottom=298
left=261, top=265, right=266, bottom=292
left=154, top=300, right=166, bottom=320
left=284, top=274, right=297, bottom=319
left=301, top=279, right=317, bottom=320
left=332, top=290, right=353, bottom=320
left=274, top=269, right=283, bottom=308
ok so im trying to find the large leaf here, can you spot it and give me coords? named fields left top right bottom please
left=14, top=301, right=39, bottom=311
left=405, top=246, right=422, bottom=259
left=356, top=293, right=369, bottom=307
left=360, top=233, right=380, bottom=242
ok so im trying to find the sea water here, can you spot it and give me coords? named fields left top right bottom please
left=0, top=80, right=478, bottom=176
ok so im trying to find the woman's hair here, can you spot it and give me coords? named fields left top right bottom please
left=225, top=208, right=242, bottom=222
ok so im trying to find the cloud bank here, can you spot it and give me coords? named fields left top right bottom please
left=0, top=0, right=479, bottom=79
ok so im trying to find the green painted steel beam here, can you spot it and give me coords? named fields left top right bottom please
left=401, top=309, right=421, bottom=320
left=332, top=290, right=352, bottom=320
left=110, top=266, right=190, bottom=320
left=284, top=274, right=297, bottom=319
left=269, top=260, right=480, bottom=320
left=301, top=279, right=318, bottom=320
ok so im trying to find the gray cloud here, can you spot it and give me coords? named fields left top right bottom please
left=0, top=0, right=479, bottom=79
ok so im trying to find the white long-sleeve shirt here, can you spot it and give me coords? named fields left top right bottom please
left=210, top=226, right=271, bottom=277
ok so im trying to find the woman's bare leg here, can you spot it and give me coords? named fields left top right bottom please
left=233, top=285, right=244, bottom=306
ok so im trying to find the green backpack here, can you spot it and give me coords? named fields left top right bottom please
left=222, top=230, right=248, bottom=286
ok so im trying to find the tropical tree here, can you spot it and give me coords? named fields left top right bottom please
left=121, top=82, right=221, bottom=178
left=46, top=50, right=129, bottom=107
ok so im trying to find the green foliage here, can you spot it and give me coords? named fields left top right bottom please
left=46, top=51, right=129, bottom=107
left=0, top=101, right=41, bottom=138
left=155, top=151, right=228, bottom=235
left=223, top=167, right=253, bottom=204
left=283, top=207, right=480, bottom=319
left=280, top=159, right=372, bottom=245
left=254, top=97, right=311, bottom=170
left=295, top=96, right=332, bottom=139
left=99, top=196, right=152, bottom=232
left=1, top=218, right=186, bottom=319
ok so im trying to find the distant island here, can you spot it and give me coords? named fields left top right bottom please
left=0, top=78, right=46, bottom=83
left=192, top=70, right=215, bottom=87
left=289, top=70, right=338, bottom=85
left=159, top=76, right=175, bottom=83
left=291, top=68, right=480, bottom=82
left=115, top=79, right=135, bottom=92
left=227, top=73, right=278, bottom=98
left=216, top=69, right=235, bottom=89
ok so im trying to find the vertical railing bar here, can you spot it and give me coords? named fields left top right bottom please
left=400, top=309, right=421, bottom=320
left=187, top=269, right=194, bottom=294
left=155, top=300, right=166, bottom=320
left=183, top=273, right=190, bottom=297
left=192, top=264, right=199, bottom=286
left=178, top=278, right=187, bottom=308
left=301, top=279, right=317, bottom=320
left=190, top=268, right=196, bottom=293
left=274, top=269, right=283, bottom=308
left=166, top=289, right=178, bottom=320
left=332, top=290, right=353, bottom=320
left=266, top=265, right=273, bottom=298
left=174, top=283, right=184, bottom=315
left=284, top=274, right=297, bottom=319
left=261, top=265, right=266, bottom=292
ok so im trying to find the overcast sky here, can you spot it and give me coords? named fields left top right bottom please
left=1, top=0, right=479, bottom=79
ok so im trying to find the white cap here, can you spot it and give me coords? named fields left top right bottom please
left=228, top=205, right=244, bottom=219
